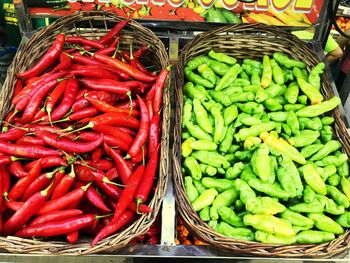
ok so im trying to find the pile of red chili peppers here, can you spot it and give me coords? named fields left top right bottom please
left=0, top=19, right=169, bottom=246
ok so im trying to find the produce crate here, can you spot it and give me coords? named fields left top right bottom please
left=173, top=23, right=350, bottom=258
left=0, top=11, right=170, bottom=255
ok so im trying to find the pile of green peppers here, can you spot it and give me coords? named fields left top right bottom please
left=181, top=50, right=349, bottom=245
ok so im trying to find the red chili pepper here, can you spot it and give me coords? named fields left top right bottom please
left=3, top=186, right=50, bottom=235
left=116, top=127, right=136, bottom=137
left=146, top=83, right=156, bottom=101
left=92, top=210, right=134, bottom=246
left=116, top=100, right=139, bottom=110
left=121, top=50, right=149, bottom=75
left=24, top=157, right=67, bottom=171
left=29, top=209, right=83, bottom=226
left=96, top=181, right=121, bottom=200
left=92, top=147, right=104, bottom=162
left=12, top=79, right=23, bottom=102
left=2, top=110, right=15, bottom=131
left=146, top=99, right=154, bottom=120
left=127, top=201, right=152, bottom=214
left=4, top=199, right=22, bottom=211
left=106, top=167, right=119, bottom=181
left=17, top=34, right=65, bottom=79
left=0, top=128, right=27, bottom=141
left=0, top=156, right=18, bottom=167
left=47, top=169, right=65, bottom=198
left=112, top=164, right=145, bottom=222
left=77, top=131, right=100, bottom=141
left=85, top=96, right=139, bottom=117
left=53, top=52, right=72, bottom=72
left=72, top=98, right=93, bottom=112
left=79, top=78, right=132, bottom=95
left=103, top=143, right=132, bottom=184
left=72, top=53, right=101, bottom=65
left=36, top=183, right=91, bottom=215
left=72, top=91, right=118, bottom=112
left=45, top=79, right=69, bottom=118
left=93, top=53, right=156, bottom=82
left=128, top=95, right=149, bottom=158
left=131, top=146, right=148, bottom=164
left=135, top=144, right=160, bottom=208
left=9, top=161, right=28, bottom=178
left=81, top=159, right=114, bottom=171
left=76, top=88, right=89, bottom=99
left=0, top=170, right=10, bottom=211
left=22, top=168, right=64, bottom=201
left=16, top=136, right=46, bottom=147
left=96, top=47, right=116, bottom=56
left=47, top=78, right=79, bottom=122
left=79, top=112, right=139, bottom=130
left=99, top=20, right=129, bottom=45
left=67, top=231, right=79, bottom=243
left=133, top=44, right=150, bottom=59
left=153, top=66, right=170, bottom=114
left=51, top=166, right=75, bottom=200
left=38, top=131, right=103, bottom=154
left=108, top=36, right=120, bottom=48
left=0, top=139, right=62, bottom=158
left=15, top=214, right=96, bottom=237
left=66, top=36, right=105, bottom=50
left=92, top=124, right=133, bottom=146
left=104, top=135, right=130, bottom=152
left=70, top=67, right=119, bottom=81
left=149, top=113, right=161, bottom=155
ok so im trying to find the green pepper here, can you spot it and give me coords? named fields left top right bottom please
left=240, top=165, right=257, bottom=182
left=208, top=50, right=236, bottom=65
left=197, top=63, right=217, bottom=85
left=297, top=78, right=324, bottom=105
left=336, top=212, right=350, bottom=227
left=281, top=209, right=314, bottom=227
left=235, top=150, right=253, bottom=161
left=260, top=131, right=306, bottom=165
left=328, top=174, right=341, bottom=186
left=202, top=177, right=235, bottom=193
left=189, top=140, right=217, bottom=151
left=242, top=85, right=260, bottom=94
left=192, top=150, right=230, bottom=169
left=244, top=214, right=295, bottom=237
left=283, top=69, right=294, bottom=82
left=208, top=220, right=218, bottom=230
left=326, top=185, right=349, bottom=208
left=296, top=97, right=341, bottom=117
left=242, top=64, right=252, bottom=75
left=321, top=116, right=335, bottom=125
left=215, top=64, right=241, bottom=91
left=234, top=178, right=256, bottom=205
left=193, top=179, right=207, bottom=195
left=301, top=163, right=326, bottom=195
left=264, top=98, right=283, bottom=111
left=206, top=8, right=228, bottom=23
left=235, top=122, right=276, bottom=142
left=316, top=195, right=345, bottom=215
left=288, top=130, right=320, bottom=147
left=317, top=154, right=348, bottom=167
left=338, top=157, right=349, bottom=177
left=266, top=112, right=286, bottom=122
left=304, top=185, right=316, bottom=203
left=261, top=55, right=272, bottom=88
left=290, top=200, right=324, bottom=213
left=255, top=231, right=296, bottom=244
left=181, top=137, right=196, bottom=158
left=185, top=67, right=214, bottom=88
left=317, top=165, right=337, bottom=181
left=293, top=67, right=307, bottom=80
left=310, top=140, right=342, bottom=161
left=308, top=62, right=325, bottom=90
left=218, top=206, right=244, bottom=227
left=341, top=177, right=350, bottom=202
left=184, top=156, right=202, bottom=180
left=182, top=99, right=193, bottom=128
left=186, top=121, right=213, bottom=141
left=182, top=130, right=190, bottom=140
left=203, top=165, right=218, bottom=177
left=228, top=144, right=240, bottom=154
left=250, top=144, right=270, bottom=182
left=224, top=153, right=235, bottom=163
left=265, top=83, right=286, bottom=98
left=192, top=188, right=218, bottom=212
left=297, top=95, right=308, bottom=105
left=237, top=102, right=265, bottom=114
left=240, top=116, right=262, bottom=126
left=208, top=90, right=231, bottom=107
left=228, top=92, right=255, bottom=104
left=216, top=222, right=254, bottom=241
left=193, top=99, right=213, bottom=134
left=286, top=111, right=300, bottom=134
left=248, top=178, right=290, bottom=198
left=274, top=96, right=287, bottom=105
left=221, top=9, right=242, bottom=23
left=199, top=206, right=211, bottom=221
left=186, top=55, right=210, bottom=71
left=270, top=59, right=285, bottom=85
left=184, top=176, right=199, bottom=203
left=301, top=144, right=323, bottom=159
left=183, top=82, right=207, bottom=101
left=296, top=230, right=335, bottom=244
left=243, top=136, right=262, bottom=150
left=243, top=58, right=262, bottom=69
left=207, top=59, right=230, bottom=76
left=210, top=104, right=225, bottom=143
left=281, top=123, right=292, bottom=137
left=320, top=126, right=333, bottom=143
left=308, top=213, right=344, bottom=234
left=284, top=104, right=305, bottom=111
left=239, top=70, right=250, bottom=81
left=210, top=188, right=238, bottom=220
left=232, top=78, right=250, bottom=86
left=217, top=167, right=226, bottom=175
left=246, top=196, right=286, bottom=215
left=222, top=86, right=243, bottom=97
left=219, top=124, right=235, bottom=153
left=251, top=68, right=261, bottom=86
left=277, top=156, right=303, bottom=197
left=285, top=81, right=299, bottom=104
left=254, top=87, right=268, bottom=103
left=223, top=105, right=238, bottom=127
left=273, top=52, right=306, bottom=69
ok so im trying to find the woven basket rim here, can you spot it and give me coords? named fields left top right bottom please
left=173, top=23, right=350, bottom=258
left=0, top=11, right=171, bottom=255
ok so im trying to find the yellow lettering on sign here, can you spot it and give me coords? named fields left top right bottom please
left=221, top=0, right=238, bottom=10
left=294, top=0, right=314, bottom=11
left=256, top=0, right=268, bottom=10
left=271, top=0, right=291, bottom=11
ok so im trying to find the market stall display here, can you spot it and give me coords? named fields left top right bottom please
left=173, top=23, right=350, bottom=258
left=0, top=11, right=170, bottom=254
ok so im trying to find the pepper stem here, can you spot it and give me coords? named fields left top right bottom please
left=112, top=41, right=120, bottom=59
left=82, top=182, right=93, bottom=192
left=136, top=198, right=143, bottom=215
left=102, top=177, right=124, bottom=187
left=2, top=121, right=28, bottom=131
left=94, top=213, right=114, bottom=220
left=41, top=179, right=56, bottom=197
left=76, top=155, right=97, bottom=171
left=58, top=122, right=93, bottom=137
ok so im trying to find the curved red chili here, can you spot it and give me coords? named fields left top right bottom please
left=92, top=147, right=104, bottom=162
left=12, top=79, right=23, bottom=102
left=0, top=156, right=18, bottom=167
left=99, top=20, right=129, bottom=45
left=0, top=128, right=27, bottom=141
left=9, top=161, right=28, bottom=178
left=79, top=112, right=139, bottom=130
left=128, top=95, right=149, bottom=158
left=79, top=78, right=132, bottom=95
left=106, top=167, right=119, bottom=181
left=93, top=124, right=133, bottom=146
left=96, top=181, right=122, bottom=200
left=16, top=136, right=46, bottom=147
left=153, top=66, right=170, bottom=114
left=149, top=113, right=161, bottom=155
left=70, top=68, right=119, bottom=81
left=46, top=79, right=69, bottom=117
left=53, top=52, right=72, bottom=72
left=17, top=34, right=65, bottom=79
left=133, top=44, right=150, bottom=59
left=67, top=231, right=79, bottom=244
left=24, top=157, right=67, bottom=171
left=103, top=135, right=130, bottom=152
left=29, top=209, right=83, bottom=226
left=0, top=140, right=62, bottom=158
left=66, top=36, right=105, bottom=49
left=51, top=165, right=75, bottom=200
left=96, top=47, right=116, bottom=56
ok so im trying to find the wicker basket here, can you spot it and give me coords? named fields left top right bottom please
left=0, top=11, right=170, bottom=255
left=173, top=23, right=350, bottom=258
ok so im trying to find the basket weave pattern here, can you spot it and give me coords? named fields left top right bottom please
left=173, top=24, right=350, bottom=258
left=0, top=11, right=170, bottom=255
